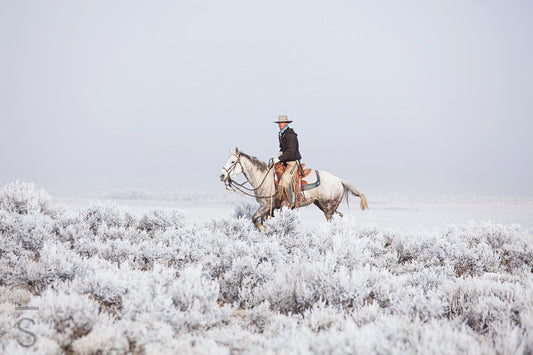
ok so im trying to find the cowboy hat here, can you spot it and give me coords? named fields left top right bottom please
left=274, top=115, right=293, bottom=124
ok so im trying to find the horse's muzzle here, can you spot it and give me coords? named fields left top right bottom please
left=219, top=174, right=226, bottom=182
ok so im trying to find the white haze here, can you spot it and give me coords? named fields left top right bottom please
left=0, top=0, right=532, bottom=196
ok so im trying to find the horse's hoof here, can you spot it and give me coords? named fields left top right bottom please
left=255, top=222, right=266, bottom=232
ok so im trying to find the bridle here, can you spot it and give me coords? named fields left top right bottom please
left=223, top=153, right=276, bottom=199
left=222, top=152, right=245, bottom=180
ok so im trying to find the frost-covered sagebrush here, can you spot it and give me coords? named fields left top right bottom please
left=0, top=181, right=61, bottom=217
left=1, top=181, right=532, bottom=354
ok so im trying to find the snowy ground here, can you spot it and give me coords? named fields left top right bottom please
left=1, top=182, right=532, bottom=354
left=58, top=192, right=533, bottom=230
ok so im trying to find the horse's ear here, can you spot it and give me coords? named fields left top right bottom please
left=228, top=147, right=233, bottom=154
left=235, top=147, right=239, bottom=154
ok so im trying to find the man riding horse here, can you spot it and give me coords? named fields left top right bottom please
left=273, top=115, right=302, bottom=208
left=219, top=115, right=368, bottom=230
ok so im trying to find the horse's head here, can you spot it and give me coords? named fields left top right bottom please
left=220, top=147, right=243, bottom=183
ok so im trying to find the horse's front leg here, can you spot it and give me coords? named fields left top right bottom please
left=252, top=204, right=271, bottom=232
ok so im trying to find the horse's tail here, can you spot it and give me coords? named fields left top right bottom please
left=341, top=180, right=369, bottom=210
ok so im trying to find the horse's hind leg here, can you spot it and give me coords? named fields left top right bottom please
left=316, top=196, right=344, bottom=221
left=330, top=196, right=344, bottom=219
left=314, top=200, right=324, bottom=212
left=314, top=200, right=335, bottom=221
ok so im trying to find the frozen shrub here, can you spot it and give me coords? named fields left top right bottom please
left=79, top=203, right=136, bottom=234
left=118, top=264, right=230, bottom=337
left=1, top=337, right=62, bottom=355
left=452, top=247, right=500, bottom=277
left=0, top=210, right=56, bottom=255
left=500, top=241, right=533, bottom=274
left=95, top=225, right=131, bottom=241
left=33, top=289, right=102, bottom=349
left=264, top=207, right=300, bottom=236
left=390, top=285, right=448, bottom=322
left=522, top=308, right=533, bottom=354
left=98, top=238, right=138, bottom=266
left=23, top=240, right=81, bottom=292
left=207, top=217, right=257, bottom=239
left=221, top=255, right=258, bottom=305
left=171, top=266, right=221, bottom=317
left=70, top=322, right=129, bottom=355
left=51, top=215, right=91, bottom=246
left=0, top=213, right=74, bottom=292
left=0, top=284, right=33, bottom=306
left=123, top=318, right=177, bottom=353
left=141, top=331, right=230, bottom=355
left=351, top=303, right=382, bottom=326
left=303, top=301, right=346, bottom=332
left=233, top=200, right=259, bottom=219
left=137, top=208, right=185, bottom=233
left=0, top=181, right=61, bottom=218
left=72, top=234, right=102, bottom=259
left=251, top=261, right=337, bottom=314
left=243, top=301, right=273, bottom=333
left=442, top=276, right=530, bottom=335
left=69, top=261, right=129, bottom=318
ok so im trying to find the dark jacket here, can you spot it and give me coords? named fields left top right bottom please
left=278, top=127, right=302, bottom=162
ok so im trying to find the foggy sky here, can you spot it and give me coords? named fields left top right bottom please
left=1, top=0, right=532, bottom=196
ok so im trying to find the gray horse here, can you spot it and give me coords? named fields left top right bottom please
left=220, top=148, right=369, bottom=231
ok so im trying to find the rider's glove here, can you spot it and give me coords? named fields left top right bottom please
left=273, top=157, right=280, bottom=164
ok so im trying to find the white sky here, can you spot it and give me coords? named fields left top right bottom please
left=1, top=0, right=532, bottom=196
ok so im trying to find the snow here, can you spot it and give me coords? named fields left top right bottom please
left=1, top=182, right=532, bottom=354
left=59, top=191, right=533, bottom=230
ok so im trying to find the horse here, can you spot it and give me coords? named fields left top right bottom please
left=220, top=147, right=369, bottom=231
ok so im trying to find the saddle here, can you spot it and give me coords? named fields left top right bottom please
left=274, top=162, right=314, bottom=206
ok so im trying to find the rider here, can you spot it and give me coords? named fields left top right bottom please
left=273, top=115, right=302, bottom=208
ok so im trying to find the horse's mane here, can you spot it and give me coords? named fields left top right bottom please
left=240, top=152, right=267, bottom=171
